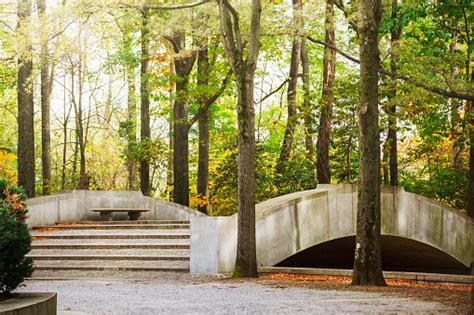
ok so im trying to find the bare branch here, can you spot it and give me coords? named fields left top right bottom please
left=120, top=0, right=210, bottom=11
left=254, top=78, right=289, bottom=105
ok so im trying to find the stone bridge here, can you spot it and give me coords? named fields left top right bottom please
left=190, top=184, right=474, bottom=275
left=25, top=186, right=473, bottom=275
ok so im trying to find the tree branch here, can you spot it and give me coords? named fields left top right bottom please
left=188, top=68, right=233, bottom=129
left=254, top=78, right=289, bottom=105
left=120, top=0, right=210, bottom=11
left=306, top=36, right=474, bottom=101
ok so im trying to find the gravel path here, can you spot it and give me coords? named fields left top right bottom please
left=18, top=272, right=461, bottom=314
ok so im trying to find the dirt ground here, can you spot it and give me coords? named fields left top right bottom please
left=18, top=271, right=473, bottom=314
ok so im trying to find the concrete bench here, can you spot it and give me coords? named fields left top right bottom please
left=90, top=208, right=150, bottom=221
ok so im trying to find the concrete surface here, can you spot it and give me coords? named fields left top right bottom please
left=26, top=190, right=204, bottom=227
left=0, top=292, right=57, bottom=315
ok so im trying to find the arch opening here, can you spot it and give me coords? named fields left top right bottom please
left=276, top=235, right=470, bottom=275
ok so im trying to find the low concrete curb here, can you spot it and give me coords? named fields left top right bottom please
left=259, top=267, right=474, bottom=284
left=0, top=292, right=57, bottom=315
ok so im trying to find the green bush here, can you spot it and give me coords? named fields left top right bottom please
left=0, top=178, right=34, bottom=295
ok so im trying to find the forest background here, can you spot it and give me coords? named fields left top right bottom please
left=0, top=0, right=472, bottom=217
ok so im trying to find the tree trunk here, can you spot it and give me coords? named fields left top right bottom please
left=387, top=0, right=400, bottom=186
left=38, top=0, right=53, bottom=195
left=217, top=0, right=261, bottom=278
left=126, top=70, right=138, bottom=191
left=300, top=40, right=315, bottom=166
left=61, top=75, right=68, bottom=191
left=276, top=0, right=302, bottom=174
left=467, top=69, right=474, bottom=219
left=17, top=0, right=35, bottom=197
left=171, top=32, right=196, bottom=207
left=197, top=46, right=210, bottom=214
left=352, top=0, right=386, bottom=286
left=73, top=48, right=87, bottom=190
left=382, top=138, right=389, bottom=185
left=139, top=10, right=151, bottom=196
left=316, top=0, right=336, bottom=184
left=233, top=68, right=258, bottom=278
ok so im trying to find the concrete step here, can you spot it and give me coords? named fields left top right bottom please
left=27, top=254, right=189, bottom=261
left=31, top=228, right=189, bottom=236
left=32, top=238, right=189, bottom=245
left=29, top=248, right=189, bottom=256
left=33, top=224, right=190, bottom=230
left=70, top=220, right=190, bottom=225
left=32, top=234, right=190, bottom=240
left=33, top=266, right=189, bottom=272
left=33, top=259, right=189, bottom=272
left=31, top=243, right=190, bottom=249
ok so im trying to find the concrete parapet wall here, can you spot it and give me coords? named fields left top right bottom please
left=0, top=292, right=57, bottom=315
left=26, top=190, right=203, bottom=227
left=190, top=184, right=474, bottom=274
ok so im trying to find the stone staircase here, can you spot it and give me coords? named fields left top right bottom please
left=28, top=220, right=190, bottom=275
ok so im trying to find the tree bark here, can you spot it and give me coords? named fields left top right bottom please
left=217, top=0, right=261, bottom=278
left=387, top=0, right=400, bottom=186
left=197, top=46, right=210, bottom=214
left=171, top=32, right=196, bottom=207
left=382, top=138, right=389, bottom=185
left=126, top=69, right=138, bottom=191
left=139, top=10, right=151, bottom=196
left=467, top=69, right=474, bottom=219
left=17, top=0, right=35, bottom=197
left=352, top=0, right=386, bottom=286
left=38, top=0, right=53, bottom=195
left=300, top=40, right=315, bottom=167
left=71, top=46, right=87, bottom=190
left=276, top=0, right=302, bottom=174
left=316, top=0, right=336, bottom=184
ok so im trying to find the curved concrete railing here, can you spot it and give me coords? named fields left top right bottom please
left=0, top=292, right=57, bottom=315
left=190, top=184, right=474, bottom=273
left=26, top=190, right=204, bottom=227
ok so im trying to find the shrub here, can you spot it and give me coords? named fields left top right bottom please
left=0, top=178, right=34, bottom=295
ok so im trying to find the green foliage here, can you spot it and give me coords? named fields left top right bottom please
left=0, top=178, right=34, bottom=295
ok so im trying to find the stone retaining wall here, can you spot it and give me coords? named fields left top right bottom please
left=26, top=190, right=204, bottom=227
left=0, top=292, right=57, bottom=315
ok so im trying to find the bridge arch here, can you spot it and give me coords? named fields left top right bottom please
left=190, top=184, right=473, bottom=274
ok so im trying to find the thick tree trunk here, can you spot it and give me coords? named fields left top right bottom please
left=171, top=32, right=196, bottom=207
left=139, top=10, right=151, bottom=196
left=277, top=38, right=300, bottom=172
left=17, top=0, right=35, bottom=197
left=197, top=47, right=210, bottom=214
left=127, top=70, right=138, bottom=191
left=316, top=0, right=336, bottom=184
left=234, top=69, right=258, bottom=278
left=173, top=78, right=190, bottom=206
left=277, top=0, right=302, bottom=174
left=352, top=0, right=386, bottom=286
left=217, top=0, right=261, bottom=278
left=300, top=40, right=315, bottom=166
